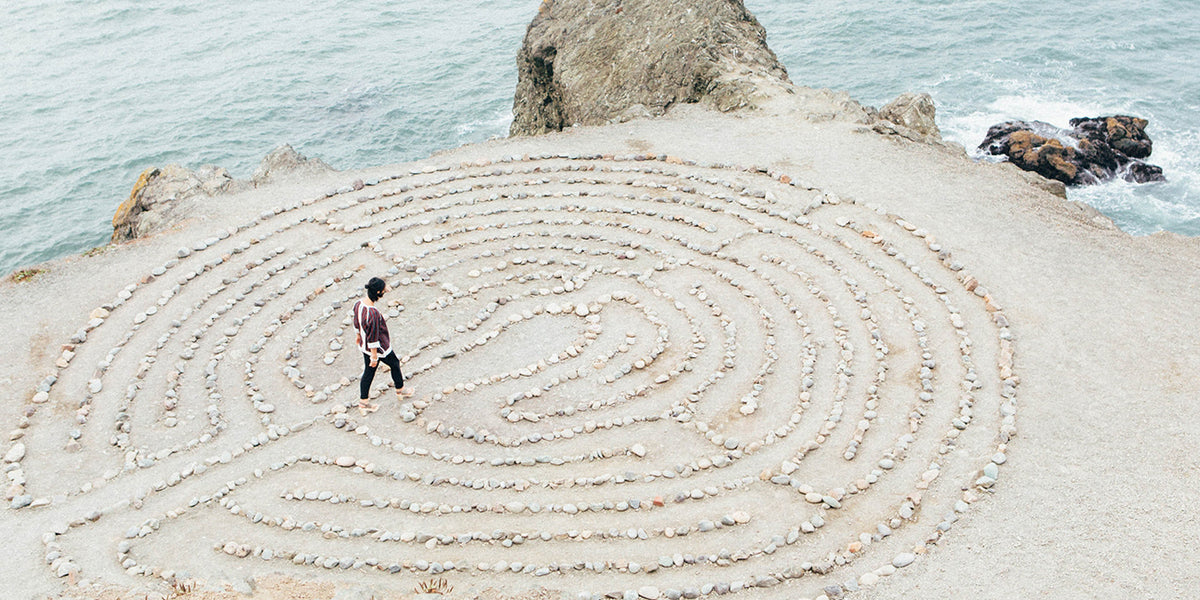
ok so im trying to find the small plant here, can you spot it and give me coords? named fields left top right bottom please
left=83, top=244, right=110, bottom=257
left=147, top=579, right=195, bottom=599
left=415, top=577, right=453, bottom=595
left=172, top=579, right=196, bottom=595
left=10, top=268, right=45, bottom=283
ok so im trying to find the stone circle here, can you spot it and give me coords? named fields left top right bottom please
left=8, top=152, right=1018, bottom=599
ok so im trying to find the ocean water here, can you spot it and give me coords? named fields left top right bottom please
left=2, top=0, right=1197, bottom=275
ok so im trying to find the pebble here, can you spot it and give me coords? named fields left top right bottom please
left=4, top=443, right=25, bottom=463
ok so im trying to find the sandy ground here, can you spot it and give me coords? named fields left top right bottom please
left=2, top=93, right=1198, bottom=600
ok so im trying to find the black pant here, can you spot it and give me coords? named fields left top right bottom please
left=361, top=351, right=404, bottom=399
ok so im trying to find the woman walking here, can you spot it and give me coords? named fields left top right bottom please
left=353, top=277, right=413, bottom=415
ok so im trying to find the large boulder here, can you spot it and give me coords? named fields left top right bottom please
left=1071, top=115, right=1154, bottom=159
left=112, top=145, right=333, bottom=243
left=979, top=116, right=1164, bottom=185
left=111, top=164, right=244, bottom=243
left=509, top=0, right=793, bottom=136
left=877, top=92, right=941, bottom=140
left=251, top=144, right=334, bottom=186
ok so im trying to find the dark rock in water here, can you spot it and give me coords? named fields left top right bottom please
left=1123, top=161, right=1165, bottom=182
left=510, top=0, right=792, bottom=136
left=1070, top=115, right=1154, bottom=159
left=979, top=115, right=1165, bottom=186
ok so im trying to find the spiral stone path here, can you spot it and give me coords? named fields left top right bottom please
left=8, top=152, right=1018, bottom=599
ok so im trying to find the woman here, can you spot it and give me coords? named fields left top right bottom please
left=353, top=277, right=413, bottom=415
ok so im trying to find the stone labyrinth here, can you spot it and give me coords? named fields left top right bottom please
left=10, top=153, right=1019, bottom=599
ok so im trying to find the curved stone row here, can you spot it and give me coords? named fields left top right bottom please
left=11, top=152, right=1017, bottom=600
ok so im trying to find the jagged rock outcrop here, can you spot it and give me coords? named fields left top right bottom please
left=111, top=164, right=246, bottom=243
left=510, top=0, right=793, bottom=136
left=251, top=144, right=334, bottom=186
left=979, top=116, right=1164, bottom=185
left=876, top=92, right=941, bottom=140
left=112, top=145, right=333, bottom=243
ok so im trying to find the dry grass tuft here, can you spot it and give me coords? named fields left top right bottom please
left=414, top=577, right=454, bottom=595
left=10, top=268, right=45, bottom=282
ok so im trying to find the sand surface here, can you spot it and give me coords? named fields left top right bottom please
left=3, top=96, right=1198, bottom=600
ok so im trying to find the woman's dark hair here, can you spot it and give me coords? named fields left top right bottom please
left=365, top=277, right=387, bottom=302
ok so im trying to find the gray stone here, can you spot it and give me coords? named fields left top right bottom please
left=638, top=586, right=661, bottom=599
left=4, top=443, right=25, bottom=463
left=510, top=0, right=797, bottom=137
left=252, top=144, right=334, bottom=186
left=878, top=92, right=941, bottom=140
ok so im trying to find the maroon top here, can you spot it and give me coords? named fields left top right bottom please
left=352, top=300, right=392, bottom=356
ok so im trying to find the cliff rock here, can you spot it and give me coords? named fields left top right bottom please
left=251, top=144, right=334, bottom=186
left=979, top=116, right=1164, bottom=185
left=510, top=0, right=792, bottom=136
left=111, top=164, right=245, bottom=243
left=877, top=92, right=941, bottom=140
left=112, top=145, right=333, bottom=243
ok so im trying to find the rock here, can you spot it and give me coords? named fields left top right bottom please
left=510, top=0, right=793, bottom=136
left=55, top=561, right=78, bottom=578
left=1071, top=115, right=1153, bottom=159
left=111, top=164, right=248, bottom=243
left=1003, top=163, right=1069, bottom=198
left=112, top=144, right=328, bottom=243
left=335, top=456, right=356, bottom=467
left=877, top=92, right=941, bottom=140
left=638, top=586, right=661, bottom=599
left=4, top=442, right=25, bottom=463
left=979, top=116, right=1165, bottom=185
left=893, top=552, right=916, bottom=568
left=251, top=144, right=334, bottom=186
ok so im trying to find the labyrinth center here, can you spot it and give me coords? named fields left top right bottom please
left=18, top=154, right=1018, bottom=597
